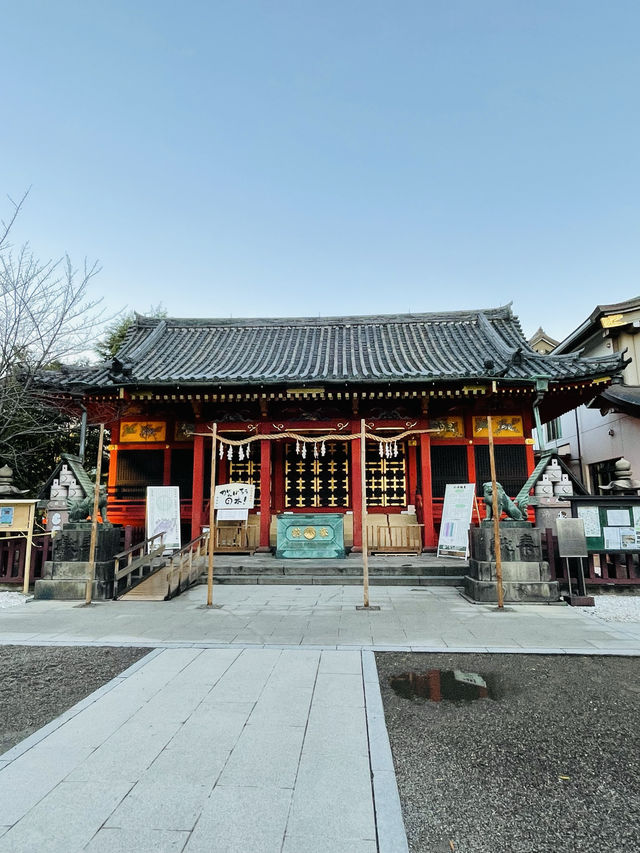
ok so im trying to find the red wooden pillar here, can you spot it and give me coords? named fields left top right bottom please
left=419, top=433, right=437, bottom=549
left=107, top=440, right=118, bottom=522
left=163, top=446, right=171, bottom=485
left=525, top=442, right=535, bottom=476
left=407, top=440, right=418, bottom=506
left=522, top=409, right=535, bottom=476
left=467, top=443, right=476, bottom=486
left=351, top=422, right=363, bottom=551
left=191, top=429, right=204, bottom=540
left=258, top=432, right=272, bottom=550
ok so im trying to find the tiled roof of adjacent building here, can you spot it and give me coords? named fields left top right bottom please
left=57, top=305, right=626, bottom=390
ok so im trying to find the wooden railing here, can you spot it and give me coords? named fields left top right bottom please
left=113, top=532, right=165, bottom=598
left=367, top=524, right=423, bottom=555
left=165, top=532, right=210, bottom=599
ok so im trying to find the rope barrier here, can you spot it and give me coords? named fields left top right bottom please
left=190, top=427, right=442, bottom=445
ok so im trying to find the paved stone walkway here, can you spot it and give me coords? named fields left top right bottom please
left=1, top=585, right=639, bottom=852
left=0, top=647, right=401, bottom=853
left=2, top=585, right=640, bottom=653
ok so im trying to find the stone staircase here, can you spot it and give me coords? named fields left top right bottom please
left=194, top=553, right=467, bottom=586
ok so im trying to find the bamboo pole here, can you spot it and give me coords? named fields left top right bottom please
left=85, top=423, right=105, bottom=605
left=207, top=422, right=217, bottom=607
left=21, top=503, right=36, bottom=596
left=486, top=414, right=504, bottom=609
left=360, top=418, right=369, bottom=608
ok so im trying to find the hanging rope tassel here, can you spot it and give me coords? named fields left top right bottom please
left=296, top=440, right=300, bottom=455
left=314, top=442, right=319, bottom=458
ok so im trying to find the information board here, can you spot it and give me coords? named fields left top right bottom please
left=437, top=483, right=476, bottom=559
left=146, top=486, right=181, bottom=552
left=572, top=501, right=640, bottom=552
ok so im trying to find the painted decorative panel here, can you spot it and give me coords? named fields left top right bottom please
left=175, top=422, right=194, bottom=441
left=472, top=416, right=524, bottom=438
left=120, top=421, right=166, bottom=443
left=429, top=415, right=465, bottom=438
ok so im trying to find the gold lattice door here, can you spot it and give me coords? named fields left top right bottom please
left=284, top=442, right=350, bottom=508
left=229, top=457, right=261, bottom=504
left=366, top=441, right=407, bottom=506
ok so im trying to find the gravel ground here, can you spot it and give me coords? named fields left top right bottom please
left=376, top=652, right=640, bottom=853
left=0, top=645, right=149, bottom=755
left=583, top=593, right=640, bottom=623
left=0, top=592, right=30, bottom=609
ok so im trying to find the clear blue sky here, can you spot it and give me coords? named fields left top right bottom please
left=2, top=0, right=639, bottom=343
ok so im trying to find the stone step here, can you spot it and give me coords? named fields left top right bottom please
left=199, top=574, right=464, bottom=586
left=205, top=562, right=464, bottom=577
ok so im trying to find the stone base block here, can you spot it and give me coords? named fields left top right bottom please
left=34, top=579, right=110, bottom=600
left=37, top=560, right=114, bottom=599
left=468, top=558, right=552, bottom=583
left=563, top=594, right=595, bottom=607
left=42, top=560, right=114, bottom=582
left=464, top=576, right=560, bottom=603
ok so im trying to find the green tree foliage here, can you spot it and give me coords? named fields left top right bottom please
left=94, top=304, right=167, bottom=360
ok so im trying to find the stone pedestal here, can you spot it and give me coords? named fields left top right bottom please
left=34, top=522, right=122, bottom=600
left=52, top=522, right=121, bottom=563
left=464, top=522, right=559, bottom=603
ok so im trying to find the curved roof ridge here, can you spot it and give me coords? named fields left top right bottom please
left=132, top=305, right=514, bottom=329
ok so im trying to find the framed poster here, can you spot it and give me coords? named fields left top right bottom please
left=146, top=486, right=181, bottom=552
left=437, top=483, right=476, bottom=559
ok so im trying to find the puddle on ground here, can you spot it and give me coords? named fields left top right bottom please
left=390, top=669, right=491, bottom=702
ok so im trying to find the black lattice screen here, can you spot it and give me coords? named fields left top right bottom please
left=170, top=449, right=194, bottom=499
left=229, top=457, right=262, bottom=504
left=474, top=445, right=528, bottom=496
left=285, top=442, right=349, bottom=508
left=430, top=445, right=469, bottom=498
left=366, top=441, right=407, bottom=507
left=115, top=450, right=163, bottom=499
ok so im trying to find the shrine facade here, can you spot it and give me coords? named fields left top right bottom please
left=53, top=306, right=625, bottom=551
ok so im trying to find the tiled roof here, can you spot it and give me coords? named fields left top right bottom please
left=60, top=305, right=625, bottom=389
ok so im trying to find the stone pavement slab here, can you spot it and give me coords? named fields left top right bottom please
left=0, top=647, right=397, bottom=853
left=2, top=584, right=639, bottom=653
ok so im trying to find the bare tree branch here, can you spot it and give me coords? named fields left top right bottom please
left=0, top=194, right=108, bottom=487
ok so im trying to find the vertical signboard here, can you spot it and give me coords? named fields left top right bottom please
left=146, top=486, right=181, bottom=552
left=437, top=483, right=476, bottom=559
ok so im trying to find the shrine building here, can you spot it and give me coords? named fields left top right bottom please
left=53, top=306, right=625, bottom=552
